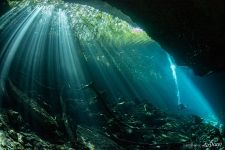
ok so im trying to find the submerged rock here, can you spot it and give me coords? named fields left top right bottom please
left=77, top=125, right=123, bottom=150
left=0, top=109, right=74, bottom=149
left=6, top=80, right=64, bottom=143
left=0, top=84, right=224, bottom=149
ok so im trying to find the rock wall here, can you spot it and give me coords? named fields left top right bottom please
left=94, top=0, right=225, bottom=75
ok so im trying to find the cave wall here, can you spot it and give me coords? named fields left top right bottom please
left=101, top=0, right=225, bottom=75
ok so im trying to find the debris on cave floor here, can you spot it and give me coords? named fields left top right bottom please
left=0, top=109, right=75, bottom=150
left=1, top=82, right=224, bottom=150
left=112, top=100, right=224, bottom=149
left=77, top=125, right=123, bottom=150
left=73, top=98, right=224, bottom=150
left=0, top=108, right=123, bottom=150
left=0, top=100, right=224, bottom=150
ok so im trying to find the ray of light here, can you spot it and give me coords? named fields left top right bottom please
left=167, top=54, right=181, bottom=105
left=0, top=1, right=219, bottom=127
left=0, top=6, right=42, bottom=95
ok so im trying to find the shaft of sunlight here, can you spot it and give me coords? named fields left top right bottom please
left=0, top=6, right=42, bottom=95
left=167, top=54, right=181, bottom=105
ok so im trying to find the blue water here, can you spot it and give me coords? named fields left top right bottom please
left=0, top=2, right=219, bottom=126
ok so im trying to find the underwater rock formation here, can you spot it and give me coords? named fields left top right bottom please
left=77, top=125, right=123, bottom=150
left=83, top=0, right=225, bottom=75
left=1, top=81, right=224, bottom=149
left=6, top=80, right=62, bottom=143
left=0, top=109, right=74, bottom=149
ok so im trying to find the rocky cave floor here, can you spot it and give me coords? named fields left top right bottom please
left=0, top=81, right=225, bottom=150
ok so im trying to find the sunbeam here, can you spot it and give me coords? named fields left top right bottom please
left=167, top=54, right=181, bottom=105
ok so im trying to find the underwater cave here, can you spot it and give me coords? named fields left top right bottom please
left=0, top=0, right=225, bottom=149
